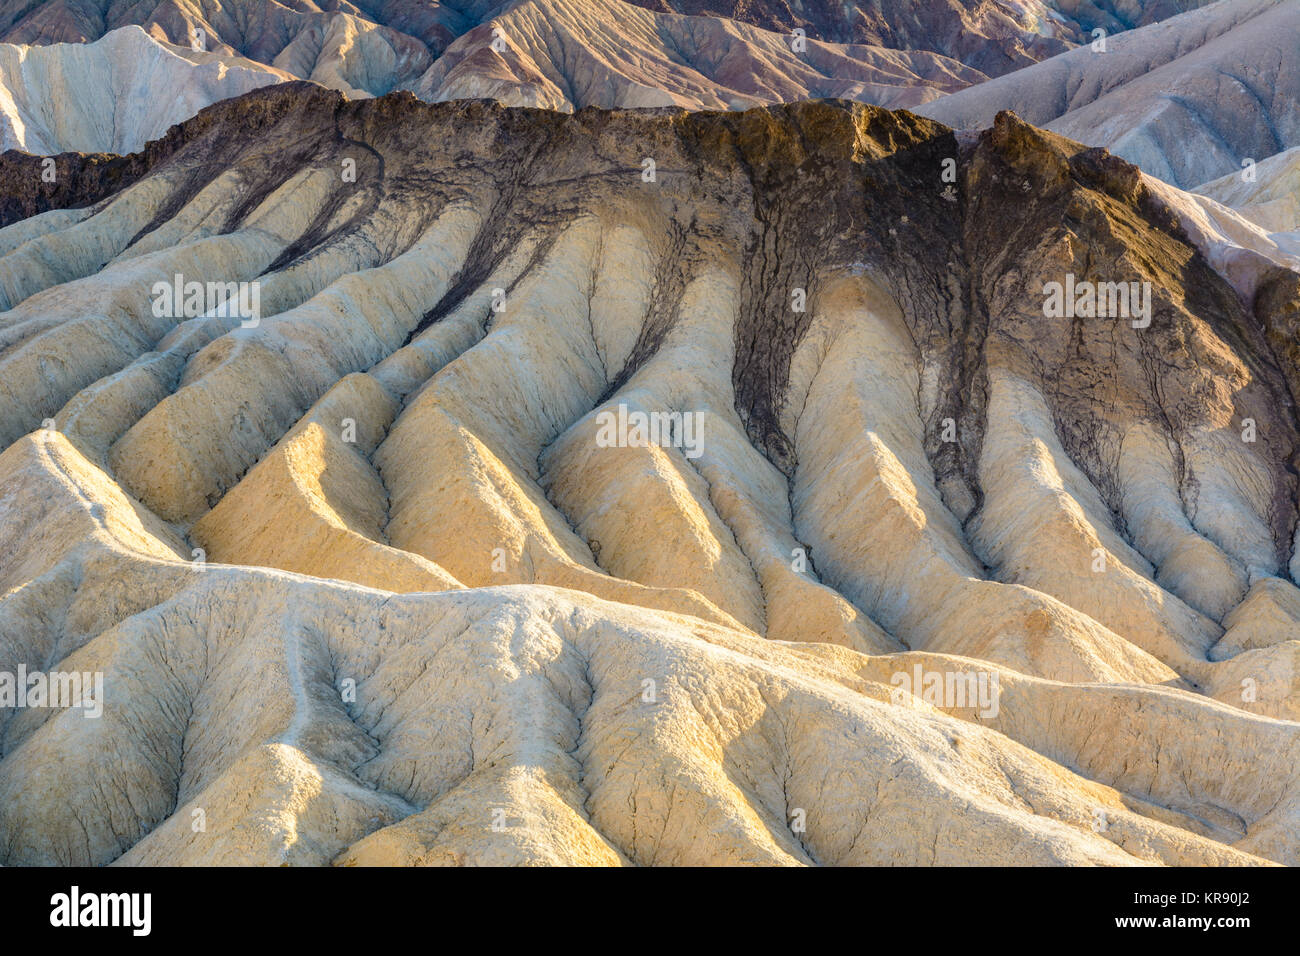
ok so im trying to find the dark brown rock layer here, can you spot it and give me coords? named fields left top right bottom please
left=6, top=82, right=1296, bottom=558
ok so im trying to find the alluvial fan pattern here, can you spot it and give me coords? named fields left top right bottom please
left=1, top=82, right=1298, bottom=866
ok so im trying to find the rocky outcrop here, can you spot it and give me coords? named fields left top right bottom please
left=1, top=84, right=1298, bottom=865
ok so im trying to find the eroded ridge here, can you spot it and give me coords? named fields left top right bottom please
left=1, top=85, right=1298, bottom=866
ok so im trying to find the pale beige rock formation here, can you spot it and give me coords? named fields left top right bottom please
left=0, top=26, right=291, bottom=153
left=1195, top=147, right=1300, bottom=248
left=919, top=0, right=1300, bottom=187
left=0, top=88, right=1298, bottom=867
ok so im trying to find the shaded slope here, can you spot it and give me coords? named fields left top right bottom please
left=627, top=0, right=1218, bottom=72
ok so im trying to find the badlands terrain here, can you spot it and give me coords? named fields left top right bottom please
left=0, top=0, right=1267, bottom=154
left=0, top=0, right=1297, bottom=869
left=0, top=0, right=1219, bottom=75
left=0, top=78, right=1298, bottom=866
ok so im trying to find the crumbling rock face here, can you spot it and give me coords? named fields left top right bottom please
left=1, top=83, right=1299, bottom=866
